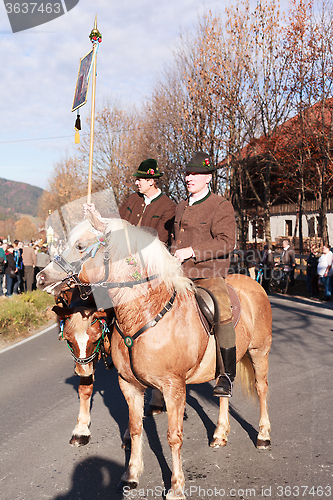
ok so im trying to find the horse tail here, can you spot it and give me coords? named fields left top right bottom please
left=235, top=352, right=256, bottom=400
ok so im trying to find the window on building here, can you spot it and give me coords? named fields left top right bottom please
left=285, top=220, right=292, bottom=237
left=308, top=217, right=316, bottom=237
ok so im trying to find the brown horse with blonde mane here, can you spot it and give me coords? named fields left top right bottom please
left=37, top=215, right=272, bottom=500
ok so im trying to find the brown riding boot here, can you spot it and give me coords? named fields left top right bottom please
left=213, top=346, right=236, bottom=397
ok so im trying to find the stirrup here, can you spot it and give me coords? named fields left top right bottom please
left=213, top=373, right=233, bottom=397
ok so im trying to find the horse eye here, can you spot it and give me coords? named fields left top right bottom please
left=75, top=242, right=86, bottom=252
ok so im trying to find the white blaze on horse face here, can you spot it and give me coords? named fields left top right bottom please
left=75, top=323, right=90, bottom=360
left=74, top=321, right=94, bottom=377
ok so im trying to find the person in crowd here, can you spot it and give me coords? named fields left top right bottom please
left=261, top=244, right=274, bottom=292
left=0, top=239, right=7, bottom=297
left=306, top=245, right=319, bottom=297
left=244, top=243, right=260, bottom=279
left=22, top=240, right=37, bottom=292
left=13, top=240, right=23, bottom=294
left=172, top=152, right=236, bottom=398
left=35, top=245, right=51, bottom=275
left=4, top=245, right=17, bottom=297
left=281, top=239, right=296, bottom=286
left=317, top=244, right=333, bottom=301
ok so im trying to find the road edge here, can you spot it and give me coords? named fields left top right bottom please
left=0, top=322, right=58, bottom=354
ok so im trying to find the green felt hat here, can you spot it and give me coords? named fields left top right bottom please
left=186, top=152, right=216, bottom=173
left=132, top=159, right=163, bottom=178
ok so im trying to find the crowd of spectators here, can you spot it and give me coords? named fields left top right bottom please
left=2, top=234, right=333, bottom=302
left=0, top=238, right=51, bottom=297
left=242, top=240, right=333, bottom=301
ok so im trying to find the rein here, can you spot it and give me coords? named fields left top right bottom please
left=114, top=289, right=177, bottom=388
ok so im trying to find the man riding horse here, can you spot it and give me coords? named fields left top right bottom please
left=84, top=153, right=236, bottom=398
left=118, top=158, right=175, bottom=247
left=172, top=152, right=237, bottom=397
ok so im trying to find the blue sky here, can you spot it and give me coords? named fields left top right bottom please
left=0, top=0, right=226, bottom=190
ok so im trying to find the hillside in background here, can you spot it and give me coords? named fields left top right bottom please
left=0, top=178, right=44, bottom=219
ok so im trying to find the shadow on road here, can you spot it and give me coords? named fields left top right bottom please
left=269, top=292, right=333, bottom=315
left=52, top=456, right=125, bottom=500
left=187, top=383, right=258, bottom=447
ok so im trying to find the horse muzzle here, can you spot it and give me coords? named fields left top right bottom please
left=74, top=361, right=94, bottom=377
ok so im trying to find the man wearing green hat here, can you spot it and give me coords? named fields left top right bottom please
left=172, top=151, right=237, bottom=397
left=118, top=158, right=175, bottom=246
left=84, top=158, right=175, bottom=246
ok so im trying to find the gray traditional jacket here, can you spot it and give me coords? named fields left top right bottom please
left=172, top=191, right=236, bottom=279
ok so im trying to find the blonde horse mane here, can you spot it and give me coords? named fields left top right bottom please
left=75, top=217, right=193, bottom=296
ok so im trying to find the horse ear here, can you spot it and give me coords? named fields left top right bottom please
left=52, top=305, right=72, bottom=317
left=93, top=310, right=107, bottom=319
left=85, top=207, right=107, bottom=233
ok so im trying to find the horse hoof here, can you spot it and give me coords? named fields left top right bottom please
left=69, top=435, right=90, bottom=447
left=116, top=480, right=138, bottom=492
left=256, top=439, right=271, bottom=449
left=121, top=438, right=131, bottom=451
left=145, top=405, right=166, bottom=416
left=166, top=489, right=185, bottom=500
left=210, top=437, right=227, bottom=448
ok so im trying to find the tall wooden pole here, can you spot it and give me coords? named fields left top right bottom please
left=87, top=16, right=101, bottom=203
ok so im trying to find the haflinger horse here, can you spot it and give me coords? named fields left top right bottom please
left=37, top=214, right=272, bottom=500
left=53, top=290, right=114, bottom=446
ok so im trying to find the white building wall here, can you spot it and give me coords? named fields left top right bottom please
left=269, top=214, right=297, bottom=241
left=327, top=214, right=333, bottom=243
left=267, top=213, right=333, bottom=244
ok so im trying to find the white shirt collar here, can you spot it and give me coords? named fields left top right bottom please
left=144, top=188, right=161, bottom=205
left=189, top=187, right=210, bottom=206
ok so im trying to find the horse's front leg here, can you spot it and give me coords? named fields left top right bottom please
left=70, top=374, right=94, bottom=447
left=249, top=349, right=271, bottom=448
left=210, top=397, right=230, bottom=448
left=117, top=377, right=145, bottom=491
left=163, top=381, right=186, bottom=500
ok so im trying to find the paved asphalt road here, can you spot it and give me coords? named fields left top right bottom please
left=0, top=294, right=332, bottom=500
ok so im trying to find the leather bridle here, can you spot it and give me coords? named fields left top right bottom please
left=53, top=232, right=158, bottom=299
left=60, top=316, right=114, bottom=369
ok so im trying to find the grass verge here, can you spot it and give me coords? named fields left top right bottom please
left=0, top=290, right=56, bottom=344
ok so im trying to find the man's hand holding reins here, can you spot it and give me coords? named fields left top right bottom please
left=174, top=247, right=194, bottom=263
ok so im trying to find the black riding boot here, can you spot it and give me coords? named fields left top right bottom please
left=213, top=346, right=237, bottom=397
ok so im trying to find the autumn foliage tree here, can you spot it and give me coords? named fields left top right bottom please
left=38, top=156, right=87, bottom=219
left=78, top=98, right=143, bottom=206
left=0, top=219, right=16, bottom=242
left=15, top=217, right=37, bottom=241
left=42, top=0, right=333, bottom=247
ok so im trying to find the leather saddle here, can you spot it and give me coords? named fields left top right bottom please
left=195, top=284, right=241, bottom=334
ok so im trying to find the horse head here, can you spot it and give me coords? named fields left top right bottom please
left=38, top=213, right=189, bottom=307
left=53, top=305, right=110, bottom=377
left=36, top=218, right=112, bottom=295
